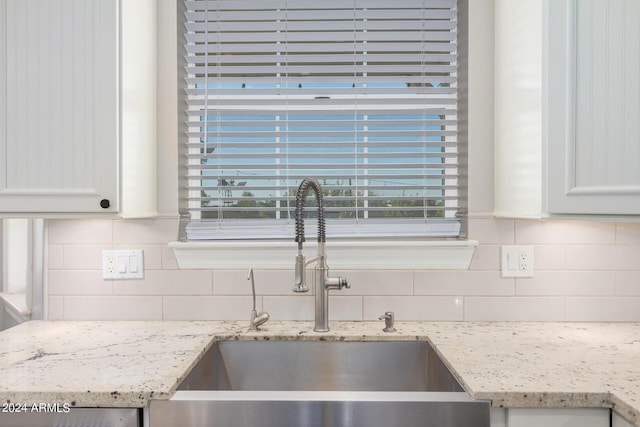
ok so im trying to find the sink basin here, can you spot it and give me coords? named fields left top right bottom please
left=178, top=341, right=463, bottom=392
left=149, top=341, right=489, bottom=427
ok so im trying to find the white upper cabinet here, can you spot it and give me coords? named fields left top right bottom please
left=547, top=0, right=640, bottom=215
left=0, top=0, right=156, bottom=217
left=495, top=0, right=640, bottom=218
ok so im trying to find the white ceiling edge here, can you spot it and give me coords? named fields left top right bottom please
left=169, top=239, right=478, bottom=270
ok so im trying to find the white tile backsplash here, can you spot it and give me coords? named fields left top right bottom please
left=114, top=244, right=163, bottom=270
left=566, top=245, right=640, bottom=271
left=339, top=270, right=414, bottom=295
left=515, top=220, right=616, bottom=245
left=533, top=245, right=567, bottom=270
left=464, top=297, right=565, bottom=321
left=62, top=245, right=111, bottom=269
left=262, top=295, right=315, bottom=321
left=565, top=297, right=640, bottom=321
left=163, top=296, right=252, bottom=320
left=47, top=296, right=64, bottom=320
left=515, top=272, right=615, bottom=296
left=62, top=296, right=163, bottom=320
left=214, top=270, right=293, bottom=295
left=112, top=270, right=213, bottom=296
left=615, top=272, right=640, bottom=295
left=48, top=220, right=113, bottom=244
left=49, top=270, right=113, bottom=295
left=468, top=245, right=501, bottom=270
left=47, top=245, right=64, bottom=269
left=45, top=218, right=640, bottom=322
left=112, top=219, right=177, bottom=245
left=415, top=271, right=514, bottom=296
left=615, top=222, right=640, bottom=244
left=364, top=296, right=464, bottom=321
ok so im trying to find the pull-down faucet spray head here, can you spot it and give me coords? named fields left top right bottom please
left=293, top=178, right=325, bottom=293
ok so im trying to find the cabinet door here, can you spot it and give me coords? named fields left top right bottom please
left=507, top=408, right=610, bottom=427
left=0, top=0, right=118, bottom=214
left=613, top=411, right=635, bottom=427
left=547, top=0, right=640, bottom=215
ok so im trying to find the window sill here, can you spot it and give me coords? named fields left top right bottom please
left=169, top=239, right=478, bottom=270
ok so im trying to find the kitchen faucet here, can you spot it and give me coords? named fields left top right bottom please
left=293, top=178, right=349, bottom=332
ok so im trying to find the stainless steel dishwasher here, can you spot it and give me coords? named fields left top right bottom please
left=0, top=408, right=140, bottom=427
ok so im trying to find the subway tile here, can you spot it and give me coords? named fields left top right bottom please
left=615, top=272, right=640, bottom=295
left=464, top=297, right=565, bottom=321
left=63, top=296, right=163, bottom=320
left=415, top=271, right=515, bottom=296
left=113, top=270, right=213, bottom=296
left=47, top=245, right=64, bottom=269
left=364, top=296, right=463, bottom=321
left=329, top=296, right=363, bottom=321
left=566, top=297, right=640, bottom=321
left=48, top=270, right=113, bottom=295
left=338, top=270, right=413, bottom=296
left=615, top=222, right=640, bottom=244
left=534, top=245, right=566, bottom=270
left=47, top=296, right=64, bottom=320
left=260, top=295, right=361, bottom=322
left=62, top=245, right=111, bottom=269
left=468, top=245, right=501, bottom=271
left=113, top=245, right=162, bottom=270
left=163, top=296, right=253, bottom=320
left=48, top=220, right=113, bottom=245
left=161, top=245, right=179, bottom=270
left=566, top=245, right=640, bottom=271
left=113, top=218, right=178, bottom=245
left=263, top=295, right=315, bottom=321
left=214, top=270, right=293, bottom=295
left=515, top=272, right=615, bottom=296
left=468, top=218, right=515, bottom=244
left=515, top=220, right=616, bottom=245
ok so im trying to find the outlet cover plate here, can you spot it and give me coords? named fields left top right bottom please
left=102, top=250, right=144, bottom=280
left=500, top=245, right=534, bottom=278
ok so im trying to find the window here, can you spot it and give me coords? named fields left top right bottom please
left=179, top=0, right=467, bottom=240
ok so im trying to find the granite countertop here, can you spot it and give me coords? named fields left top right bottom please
left=1, top=321, right=639, bottom=426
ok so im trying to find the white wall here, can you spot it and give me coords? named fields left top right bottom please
left=42, top=0, right=640, bottom=322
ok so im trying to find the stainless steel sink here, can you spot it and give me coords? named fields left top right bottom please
left=149, top=341, right=489, bottom=427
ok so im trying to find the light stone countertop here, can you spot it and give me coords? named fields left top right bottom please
left=1, top=321, right=639, bottom=426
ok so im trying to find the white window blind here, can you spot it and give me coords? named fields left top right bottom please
left=180, top=0, right=465, bottom=240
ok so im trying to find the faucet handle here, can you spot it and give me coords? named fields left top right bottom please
left=378, top=311, right=396, bottom=332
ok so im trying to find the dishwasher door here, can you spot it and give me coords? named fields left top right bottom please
left=0, top=408, right=140, bottom=427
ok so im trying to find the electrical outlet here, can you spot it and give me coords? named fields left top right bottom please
left=102, top=250, right=144, bottom=280
left=106, top=255, right=116, bottom=274
left=501, top=246, right=534, bottom=278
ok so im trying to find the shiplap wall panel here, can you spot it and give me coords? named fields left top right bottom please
left=0, top=0, right=118, bottom=213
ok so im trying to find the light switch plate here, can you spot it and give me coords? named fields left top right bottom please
left=102, top=250, right=144, bottom=280
left=500, top=245, right=534, bottom=278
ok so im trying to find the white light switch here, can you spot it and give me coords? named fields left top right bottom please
left=102, top=250, right=144, bottom=280
left=129, top=256, right=139, bottom=273
left=117, top=256, right=127, bottom=273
